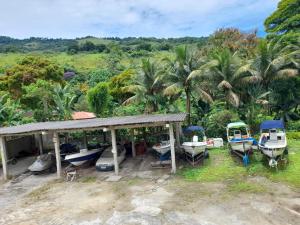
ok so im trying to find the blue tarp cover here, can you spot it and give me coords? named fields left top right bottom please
left=260, top=120, right=284, bottom=130
left=230, top=137, right=257, bottom=145
left=183, top=125, right=204, bottom=133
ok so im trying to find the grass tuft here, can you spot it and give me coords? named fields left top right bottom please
left=80, top=176, right=97, bottom=183
left=227, top=181, right=267, bottom=193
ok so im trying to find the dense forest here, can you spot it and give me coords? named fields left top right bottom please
left=0, top=0, right=299, bottom=139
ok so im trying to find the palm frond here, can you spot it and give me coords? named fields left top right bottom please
left=122, top=85, right=146, bottom=93
left=275, top=69, right=299, bottom=79
left=163, top=83, right=182, bottom=96
left=226, top=90, right=239, bottom=107
left=122, top=95, right=139, bottom=106
left=194, top=87, right=213, bottom=103
left=217, top=80, right=232, bottom=90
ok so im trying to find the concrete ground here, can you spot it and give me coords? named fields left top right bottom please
left=0, top=151, right=299, bottom=225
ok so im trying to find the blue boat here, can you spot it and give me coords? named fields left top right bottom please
left=64, top=148, right=103, bottom=166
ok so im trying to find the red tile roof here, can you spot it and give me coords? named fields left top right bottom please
left=72, top=111, right=96, bottom=120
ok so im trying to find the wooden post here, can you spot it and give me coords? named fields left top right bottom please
left=111, top=128, right=119, bottom=175
left=0, top=136, right=8, bottom=180
left=53, top=132, right=62, bottom=178
left=38, top=134, right=43, bottom=155
left=169, top=123, right=176, bottom=174
left=65, top=133, right=70, bottom=143
left=131, top=129, right=136, bottom=158
left=175, top=123, right=181, bottom=149
left=83, top=131, right=88, bottom=149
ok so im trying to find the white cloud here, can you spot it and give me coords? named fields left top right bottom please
left=0, top=0, right=279, bottom=38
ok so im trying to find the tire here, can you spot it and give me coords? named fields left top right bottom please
left=204, top=150, right=209, bottom=159
left=284, top=147, right=288, bottom=155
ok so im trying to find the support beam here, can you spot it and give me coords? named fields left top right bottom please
left=169, top=123, right=176, bottom=174
left=37, top=134, right=43, bottom=155
left=83, top=131, right=88, bottom=149
left=111, top=128, right=119, bottom=175
left=175, top=123, right=181, bottom=149
left=53, top=132, right=62, bottom=178
left=131, top=129, right=136, bottom=158
left=0, top=136, right=8, bottom=180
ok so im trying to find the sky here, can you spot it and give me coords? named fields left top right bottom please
left=0, top=0, right=280, bottom=39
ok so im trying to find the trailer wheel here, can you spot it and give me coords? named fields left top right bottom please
left=204, top=150, right=209, bottom=159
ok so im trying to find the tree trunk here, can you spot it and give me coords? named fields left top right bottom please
left=185, top=89, right=191, bottom=125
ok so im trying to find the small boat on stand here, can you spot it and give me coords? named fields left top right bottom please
left=226, top=122, right=254, bottom=166
left=152, top=134, right=171, bottom=161
left=258, top=120, right=288, bottom=168
left=181, top=126, right=208, bottom=166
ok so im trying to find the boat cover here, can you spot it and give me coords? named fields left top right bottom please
left=183, top=125, right=204, bottom=133
left=230, top=137, right=256, bottom=143
left=260, top=120, right=284, bottom=130
left=227, top=122, right=247, bottom=129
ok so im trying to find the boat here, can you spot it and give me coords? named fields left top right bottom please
left=152, top=134, right=171, bottom=161
left=28, top=153, right=56, bottom=174
left=60, top=143, right=77, bottom=161
left=64, top=148, right=103, bottom=166
left=152, top=140, right=170, bottom=155
left=96, top=145, right=126, bottom=171
left=258, top=120, right=288, bottom=167
left=181, top=126, right=208, bottom=165
left=226, top=122, right=254, bottom=152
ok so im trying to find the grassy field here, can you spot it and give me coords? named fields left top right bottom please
left=181, top=139, right=300, bottom=188
left=0, top=51, right=174, bottom=75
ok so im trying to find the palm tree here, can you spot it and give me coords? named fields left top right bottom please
left=244, top=85, right=270, bottom=130
left=123, top=59, right=164, bottom=113
left=163, top=46, right=210, bottom=124
left=239, top=39, right=299, bottom=90
left=52, top=84, right=77, bottom=120
left=189, top=48, right=250, bottom=108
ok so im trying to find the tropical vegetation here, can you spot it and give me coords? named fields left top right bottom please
left=0, top=0, right=299, bottom=139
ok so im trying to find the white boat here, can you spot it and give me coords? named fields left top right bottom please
left=65, top=148, right=102, bottom=166
left=96, top=145, right=125, bottom=171
left=179, top=125, right=209, bottom=165
left=258, top=120, right=287, bottom=167
left=181, top=126, right=208, bottom=158
left=226, top=122, right=253, bottom=154
left=182, top=139, right=207, bottom=157
left=152, top=140, right=171, bottom=155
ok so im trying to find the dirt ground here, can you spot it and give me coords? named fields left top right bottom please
left=0, top=153, right=300, bottom=225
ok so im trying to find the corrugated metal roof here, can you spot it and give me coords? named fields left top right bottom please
left=0, top=113, right=186, bottom=136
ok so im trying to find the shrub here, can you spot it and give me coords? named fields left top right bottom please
left=286, top=131, right=300, bottom=140
left=204, top=103, right=240, bottom=139
left=87, top=69, right=112, bottom=87
left=287, top=120, right=300, bottom=131
left=87, top=82, right=111, bottom=116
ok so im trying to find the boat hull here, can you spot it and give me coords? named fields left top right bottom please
left=152, top=145, right=171, bottom=155
left=259, top=146, right=285, bottom=159
left=229, top=141, right=253, bottom=153
left=182, top=142, right=207, bottom=157
left=65, top=148, right=102, bottom=166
